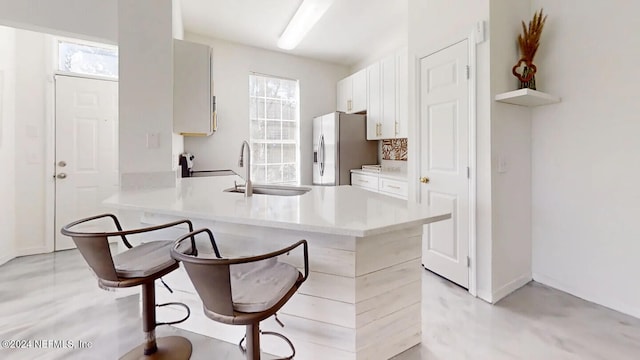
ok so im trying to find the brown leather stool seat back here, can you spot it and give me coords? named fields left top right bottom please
left=171, top=228, right=308, bottom=360
left=61, top=213, right=195, bottom=360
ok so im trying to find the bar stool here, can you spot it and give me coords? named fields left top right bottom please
left=170, top=229, right=308, bottom=360
left=61, top=213, right=195, bottom=360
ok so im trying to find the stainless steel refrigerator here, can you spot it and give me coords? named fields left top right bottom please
left=313, top=112, right=378, bottom=185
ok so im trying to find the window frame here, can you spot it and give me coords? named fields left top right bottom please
left=248, top=72, right=301, bottom=185
left=54, top=37, right=119, bottom=80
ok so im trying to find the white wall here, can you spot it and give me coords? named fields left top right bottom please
left=183, top=34, right=349, bottom=185
left=408, top=0, right=494, bottom=301
left=531, top=0, right=640, bottom=318
left=0, top=0, right=116, bottom=43
left=489, top=0, right=533, bottom=302
left=0, top=26, right=17, bottom=265
left=118, top=0, right=182, bottom=188
left=13, top=29, right=48, bottom=255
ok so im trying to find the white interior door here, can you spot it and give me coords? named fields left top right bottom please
left=419, top=40, right=470, bottom=288
left=54, top=76, right=118, bottom=250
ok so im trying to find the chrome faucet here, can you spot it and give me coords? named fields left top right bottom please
left=238, top=140, right=253, bottom=197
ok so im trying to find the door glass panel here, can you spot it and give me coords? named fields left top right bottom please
left=58, top=41, right=118, bottom=78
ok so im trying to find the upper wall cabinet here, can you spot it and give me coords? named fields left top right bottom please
left=173, top=39, right=215, bottom=136
left=366, top=62, right=382, bottom=139
left=366, top=47, right=408, bottom=140
left=337, top=68, right=367, bottom=114
left=395, top=47, right=408, bottom=138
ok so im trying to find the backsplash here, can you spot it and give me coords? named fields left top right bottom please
left=381, top=138, right=408, bottom=161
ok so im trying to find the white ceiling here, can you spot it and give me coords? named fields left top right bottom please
left=180, top=0, right=408, bottom=66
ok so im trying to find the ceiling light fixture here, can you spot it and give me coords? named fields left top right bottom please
left=277, top=0, right=335, bottom=50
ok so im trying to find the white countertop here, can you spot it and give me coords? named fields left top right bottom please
left=104, top=176, right=449, bottom=237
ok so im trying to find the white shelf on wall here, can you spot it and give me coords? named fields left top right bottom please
left=495, top=88, right=560, bottom=107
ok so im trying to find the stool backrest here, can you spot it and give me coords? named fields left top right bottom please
left=63, top=233, right=119, bottom=282
left=60, top=214, right=124, bottom=283
left=171, top=229, right=309, bottom=319
left=180, top=258, right=235, bottom=316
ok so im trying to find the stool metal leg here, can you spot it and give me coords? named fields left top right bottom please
left=246, top=323, right=261, bottom=360
left=142, top=282, right=158, bottom=355
left=120, top=281, right=192, bottom=360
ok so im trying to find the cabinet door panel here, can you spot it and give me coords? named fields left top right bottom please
left=366, top=63, right=381, bottom=140
left=351, top=173, right=378, bottom=191
left=396, top=47, right=408, bottom=138
left=351, top=69, right=367, bottom=113
left=173, top=39, right=213, bottom=135
left=381, top=54, right=396, bottom=139
left=337, top=77, right=349, bottom=113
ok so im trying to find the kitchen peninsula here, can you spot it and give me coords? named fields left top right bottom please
left=104, top=175, right=451, bottom=360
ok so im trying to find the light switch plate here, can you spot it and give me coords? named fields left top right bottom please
left=475, top=20, right=486, bottom=43
left=147, top=133, right=160, bottom=149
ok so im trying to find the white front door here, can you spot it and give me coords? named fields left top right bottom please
left=419, top=40, right=470, bottom=288
left=54, top=75, right=118, bottom=250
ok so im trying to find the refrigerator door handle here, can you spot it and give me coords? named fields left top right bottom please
left=319, top=134, right=325, bottom=176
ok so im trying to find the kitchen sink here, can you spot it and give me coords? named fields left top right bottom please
left=224, top=184, right=311, bottom=196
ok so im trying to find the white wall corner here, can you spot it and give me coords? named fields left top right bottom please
left=492, top=272, right=532, bottom=304
left=476, top=288, right=493, bottom=304
left=533, top=273, right=640, bottom=320
left=172, top=0, right=184, bottom=40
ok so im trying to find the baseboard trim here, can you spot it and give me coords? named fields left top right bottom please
left=492, top=272, right=532, bottom=303
left=0, top=254, right=15, bottom=266
left=16, top=246, right=51, bottom=257
left=533, top=273, right=640, bottom=320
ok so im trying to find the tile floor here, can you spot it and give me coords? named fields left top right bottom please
left=0, top=249, right=638, bottom=360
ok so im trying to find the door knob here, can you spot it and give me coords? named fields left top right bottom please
left=56, top=173, right=67, bottom=179
left=420, top=176, right=430, bottom=184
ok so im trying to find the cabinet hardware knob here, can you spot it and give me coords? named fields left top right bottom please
left=58, top=161, right=67, bottom=167
left=420, top=177, right=430, bottom=184
left=57, top=173, right=67, bottom=179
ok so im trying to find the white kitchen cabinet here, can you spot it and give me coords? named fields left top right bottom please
left=351, top=172, right=378, bottom=192
left=366, top=62, right=382, bottom=140
left=337, top=68, right=367, bottom=114
left=381, top=53, right=396, bottom=138
left=379, top=177, right=408, bottom=199
left=395, top=47, right=408, bottom=138
left=366, top=47, right=408, bottom=140
left=173, top=39, right=215, bottom=136
left=350, top=170, right=408, bottom=200
left=336, top=77, right=350, bottom=113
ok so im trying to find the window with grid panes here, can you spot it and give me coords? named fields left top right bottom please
left=249, top=74, right=300, bottom=185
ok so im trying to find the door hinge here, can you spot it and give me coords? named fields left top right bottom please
left=466, top=256, right=471, bottom=267
left=465, top=65, right=470, bottom=79
left=467, top=166, right=470, bottom=179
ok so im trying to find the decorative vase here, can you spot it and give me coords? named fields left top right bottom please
left=519, top=66, right=537, bottom=90
left=512, top=58, right=537, bottom=90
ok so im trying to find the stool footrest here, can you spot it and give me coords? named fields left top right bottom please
left=239, top=330, right=296, bottom=360
left=156, top=302, right=191, bottom=326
